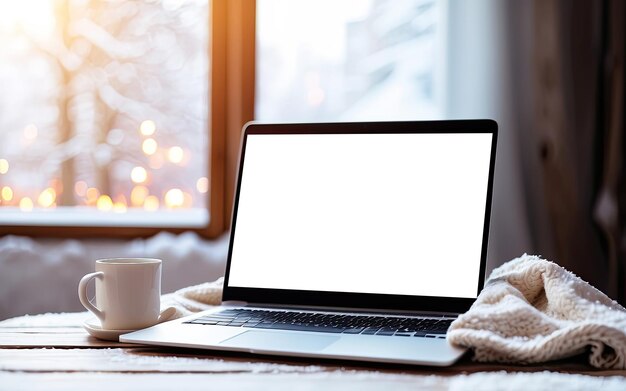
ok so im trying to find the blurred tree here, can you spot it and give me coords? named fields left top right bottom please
left=0, top=0, right=208, bottom=209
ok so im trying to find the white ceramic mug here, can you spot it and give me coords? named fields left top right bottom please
left=78, top=258, right=172, bottom=330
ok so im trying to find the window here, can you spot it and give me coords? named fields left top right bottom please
left=256, top=0, right=445, bottom=122
left=0, top=0, right=231, bottom=237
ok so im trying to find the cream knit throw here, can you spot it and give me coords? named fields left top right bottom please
left=161, top=277, right=224, bottom=319
left=162, top=255, right=626, bottom=369
left=447, top=254, right=626, bottom=369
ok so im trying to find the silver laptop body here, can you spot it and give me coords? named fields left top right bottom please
left=122, top=120, right=498, bottom=366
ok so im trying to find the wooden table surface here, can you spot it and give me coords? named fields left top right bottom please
left=1, top=313, right=625, bottom=390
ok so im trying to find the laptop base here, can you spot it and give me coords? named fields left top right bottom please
left=121, top=308, right=467, bottom=367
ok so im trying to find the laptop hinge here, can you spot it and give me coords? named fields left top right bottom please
left=224, top=302, right=460, bottom=318
left=221, top=300, right=249, bottom=307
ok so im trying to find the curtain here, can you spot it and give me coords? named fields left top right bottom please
left=525, top=0, right=624, bottom=301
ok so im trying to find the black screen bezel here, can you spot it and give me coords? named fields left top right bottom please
left=222, top=120, right=498, bottom=314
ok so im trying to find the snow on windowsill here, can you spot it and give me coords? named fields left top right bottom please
left=0, top=231, right=229, bottom=321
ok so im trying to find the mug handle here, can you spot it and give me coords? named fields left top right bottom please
left=78, top=272, right=105, bottom=322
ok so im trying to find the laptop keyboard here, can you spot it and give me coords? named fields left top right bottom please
left=186, top=308, right=453, bottom=338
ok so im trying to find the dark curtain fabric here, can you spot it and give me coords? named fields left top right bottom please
left=520, top=0, right=624, bottom=302
left=600, top=0, right=626, bottom=302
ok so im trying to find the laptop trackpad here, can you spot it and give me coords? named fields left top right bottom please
left=220, top=331, right=339, bottom=352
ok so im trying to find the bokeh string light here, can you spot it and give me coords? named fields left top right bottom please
left=1, top=117, right=208, bottom=212
left=0, top=159, right=9, bottom=174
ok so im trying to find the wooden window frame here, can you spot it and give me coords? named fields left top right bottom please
left=0, top=0, right=256, bottom=239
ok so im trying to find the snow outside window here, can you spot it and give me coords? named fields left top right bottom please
left=255, top=0, right=446, bottom=122
left=0, top=0, right=210, bottom=228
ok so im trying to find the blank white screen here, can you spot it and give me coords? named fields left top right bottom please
left=228, top=133, right=492, bottom=298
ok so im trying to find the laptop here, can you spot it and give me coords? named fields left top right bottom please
left=121, top=120, right=498, bottom=366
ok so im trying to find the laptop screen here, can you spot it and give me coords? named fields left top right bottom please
left=227, top=129, right=494, bottom=301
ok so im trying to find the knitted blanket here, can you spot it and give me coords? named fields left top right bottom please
left=162, top=254, right=626, bottom=369
left=447, top=254, right=626, bottom=369
left=161, top=277, right=224, bottom=318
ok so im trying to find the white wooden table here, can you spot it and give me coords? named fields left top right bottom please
left=1, top=313, right=625, bottom=390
